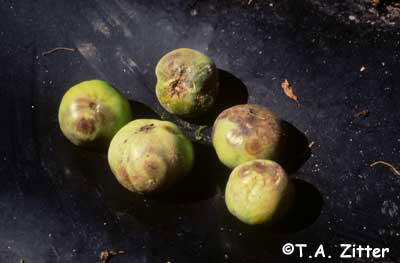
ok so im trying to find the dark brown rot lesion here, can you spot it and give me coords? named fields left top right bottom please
left=144, top=160, right=159, bottom=172
left=168, top=66, right=190, bottom=99
left=156, top=48, right=219, bottom=117
left=69, top=98, right=111, bottom=137
left=159, top=51, right=199, bottom=100
left=76, top=118, right=95, bottom=134
left=219, top=105, right=281, bottom=151
left=245, top=138, right=263, bottom=155
left=138, top=123, right=155, bottom=133
left=89, top=101, right=97, bottom=109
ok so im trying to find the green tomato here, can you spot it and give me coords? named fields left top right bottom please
left=225, top=159, right=294, bottom=225
left=58, top=80, right=131, bottom=149
left=108, top=119, right=194, bottom=194
left=155, top=48, right=219, bottom=118
left=212, top=104, right=284, bottom=169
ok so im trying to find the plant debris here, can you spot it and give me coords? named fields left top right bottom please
left=370, top=161, right=400, bottom=176
left=281, top=79, right=300, bottom=107
left=100, top=249, right=126, bottom=263
left=248, top=0, right=253, bottom=5
left=354, top=109, right=369, bottom=118
left=195, top=125, right=208, bottom=141
left=42, top=47, right=76, bottom=56
left=360, top=66, right=366, bottom=72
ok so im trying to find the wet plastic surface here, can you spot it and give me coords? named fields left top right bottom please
left=1, top=0, right=400, bottom=262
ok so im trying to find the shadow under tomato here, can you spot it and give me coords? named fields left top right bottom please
left=269, top=179, right=323, bottom=233
left=153, top=142, right=229, bottom=204
left=277, top=120, right=311, bottom=175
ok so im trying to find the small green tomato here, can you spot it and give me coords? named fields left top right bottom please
left=212, top=104, right=284, bottom=169
left=58, top=80, right=132, bottom=149
left=107, top=119, right=194, bottom=194
left=155, top=48, right=219, bottom=117
left=225, top=159, right=294, bottom=225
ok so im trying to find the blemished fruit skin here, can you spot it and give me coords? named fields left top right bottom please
left=212, top=104, right=285, bottom=169
left=155, top=48, right=219, bottom=118
left=225, top=159, right=294, bottom=225
left=58, top=80, right=132, bottom=149
left=108, top=119, right=194, bottom=194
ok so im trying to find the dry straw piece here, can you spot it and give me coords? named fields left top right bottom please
left=370, top=161, right=400, bottom=176
left=281, top=79, right=300, bottom=107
